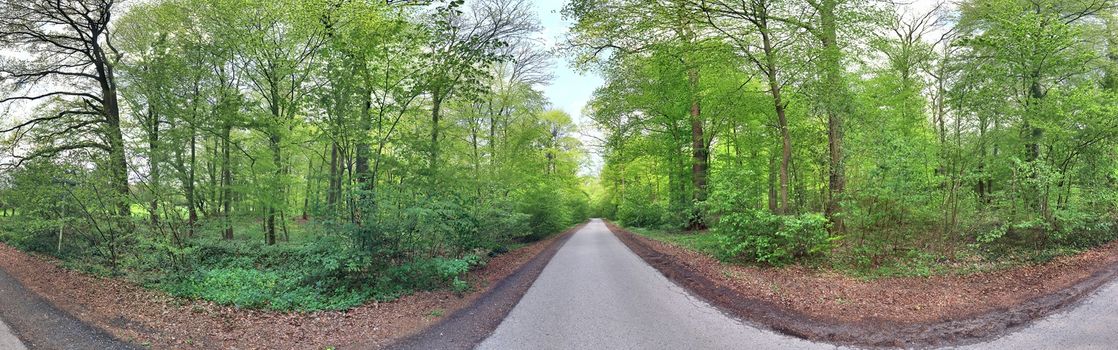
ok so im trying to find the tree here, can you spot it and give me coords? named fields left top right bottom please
left=565, top=0, right=722, bottom=227
left=0, top=0, right=130, bottom=218
left=699, top=0, right=808, bottom=214
left=424, top=0, right=537, bottom=175
left=229, top=0, right=326, bottom=245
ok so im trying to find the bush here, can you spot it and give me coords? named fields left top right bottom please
left=1052, top=210, right=1117, bottom=249
left=713, top=210, right=835, bottom=266
left=521, top=186, right=568, bottom=240
left=477, top=205, right=531, bottom=246
left=385, top=255, right=481, bottom=294
left=616, top=197, right=663, bottom=228
left=195, top=268, right=279, bottom=308
left=158, top=237, right=377, bottom=311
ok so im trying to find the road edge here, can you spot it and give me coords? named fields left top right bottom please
left=606, top=220, right=1118, bottom=348
left=382, top=222, right=585, bottom=350
left=0, top=264, right=137, bottom=349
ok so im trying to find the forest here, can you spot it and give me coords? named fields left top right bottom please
left=573, top=0, right=1118, bottom=273
left=1, top=0, right=1118, bottom=313
left=0, top=0, right=589, bottom=311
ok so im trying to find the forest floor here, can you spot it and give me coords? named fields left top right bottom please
left=608, top=221, right=1118, bottom=347
left=0, top=224, right=582, bottom=350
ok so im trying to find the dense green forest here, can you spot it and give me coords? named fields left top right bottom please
left=0, top=0, right=589, bottom=310
left=571, top=0, right=1118, bottom=272
left=2, top=0, right=1118, bottom=311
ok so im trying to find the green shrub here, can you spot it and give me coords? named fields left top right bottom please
left=616, top=198, right=663, bottom=228
left=195, top=268, right=279, bottom=308
left=477, top=206, right=531, bottom=246
left=156, top=236, right=378, bottom=311
left=386, top=255, right=480, bottom=293
left=713, top=210, right=835, bottom=266
left=521, top=186, right=568, bottom=240
left=1052, top=210, right=1117, bottom=249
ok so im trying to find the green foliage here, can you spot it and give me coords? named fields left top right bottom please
left=194, top=268, right=279, bottom=308
left=153, top=237, right=375, bottom=311
left=0, top=0, right=587, bottom=313
left=616, top=195, right=664, bottom=228
left=386, top=255, right=481, bottom=295
left=521, top=185, right=570, bottom=240
left=627, top=227, right=723, bottom=256
left=713, top=210, right=835, bottom=266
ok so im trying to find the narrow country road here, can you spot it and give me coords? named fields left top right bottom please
left=477, top=219, right=832, bottom=350
left=477, top=219, right=1118, bottom=350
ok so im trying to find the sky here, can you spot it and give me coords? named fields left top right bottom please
left=526, top=0, right=607, bottom=175
left=527, top=0, right=604, bottom=125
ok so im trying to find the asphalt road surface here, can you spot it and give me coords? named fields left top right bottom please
left=0, top=265, right=133, bottom=350
left=477, top=219, right=834, bottom=350
left=0, top=318, right=27, bottom=350
left=477, top=219, right=1118, bottom=350
left=952, top=278, right=1118, bottom=350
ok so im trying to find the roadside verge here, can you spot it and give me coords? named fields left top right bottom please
left=0, top=266, right=134, bottom=349
left=0, top=222, right=586, bottom=349
left=606, top=220, right=1118, bottom=348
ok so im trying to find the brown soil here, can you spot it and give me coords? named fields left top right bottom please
left=0, top=225, right=583, bottom=350
left=606, top=221, right=1118, bottom=348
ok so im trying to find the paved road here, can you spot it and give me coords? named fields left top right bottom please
left=477, top=219, right=833, bottom=350
left=0, top=264, right=134, bottom=350
left=477, top=219, right=1118, bottom=350
left=952, top=279, right=1118, bottom=350
left=0, top=318, right=27, bottom=350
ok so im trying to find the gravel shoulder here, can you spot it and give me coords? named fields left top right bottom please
left=607, top=220, right=1118, bottom=347
left=0, top=223, right=585, bottom=349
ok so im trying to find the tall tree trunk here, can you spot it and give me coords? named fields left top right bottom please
left=266, top=134, right=281, bottom=246
left=221, top=124, right=233, bottom=240
left=819, top=0, right=846, bottom=234
left=101, top=65, right=131, bottom=219
left=759, top=22, right=791, bottom=214
left=187, top=126, right=198, bottom=237
left=303, top=156, right=314, bottom=221
left=355, top=93, right=372, bottom=187
left=1024, top=77, right=1044, bottom=214
left=688, top=67, right=708, bottom=229
left=148, top=106, right=160, bottom=226
left=430, top=91, right=443, bottom=174
left=327, top=143, right=339, bottom=210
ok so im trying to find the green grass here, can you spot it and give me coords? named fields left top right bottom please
left=625, top=227, right=722, bottom=256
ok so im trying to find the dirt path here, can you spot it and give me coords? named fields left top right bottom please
left=0, top=265, right=134, bottom=350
